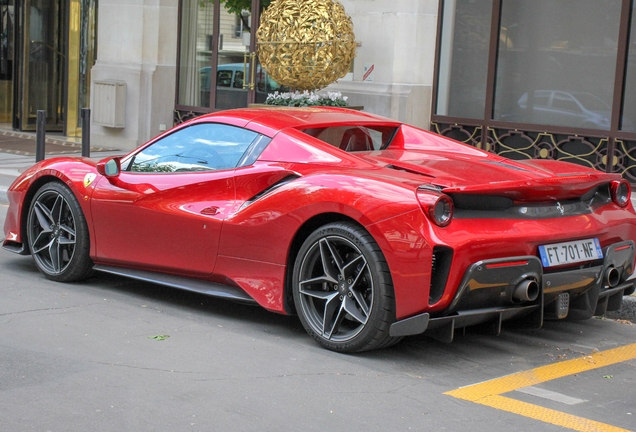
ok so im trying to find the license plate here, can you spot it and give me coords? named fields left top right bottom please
left=538, top=238, right=603, bottom=267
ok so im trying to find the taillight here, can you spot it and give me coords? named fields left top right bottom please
left=417, top=190, right=454, bottom=227
left=610, top=180, right=631, bottom=207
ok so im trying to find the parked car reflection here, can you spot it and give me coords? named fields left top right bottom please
left=514, top=90, right=634, bottom=132
left=199, top=63, right=288, bottom=109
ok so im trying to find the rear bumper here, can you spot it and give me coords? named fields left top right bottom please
left=390, top=240, right=635, bottom=341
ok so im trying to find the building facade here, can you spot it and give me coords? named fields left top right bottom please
left=3, top=0, right=636, bottom=182
left=432, top=0, right=636, bottom=183
left=88, top=0, right=438, bottom=151
left=1, top=0, right=96, bottom=135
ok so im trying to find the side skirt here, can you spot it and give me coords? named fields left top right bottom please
left=93, top=264, right=257, bottom=304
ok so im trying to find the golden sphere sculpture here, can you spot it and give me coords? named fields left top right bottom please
left=256, top=0, right=356, bottom=91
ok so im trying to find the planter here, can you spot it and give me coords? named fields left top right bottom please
left=249, top=103, right=363, bottom=111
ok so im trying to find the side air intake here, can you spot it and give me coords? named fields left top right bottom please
left=430, top=246, right=453, bottom=304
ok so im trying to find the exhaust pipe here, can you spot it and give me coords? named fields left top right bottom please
left=604, top=267, right=620, bottom=288
left=512, top=279, right=540, bottom=302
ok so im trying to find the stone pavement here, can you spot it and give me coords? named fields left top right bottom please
left=0, top=127, right=634, bottom=323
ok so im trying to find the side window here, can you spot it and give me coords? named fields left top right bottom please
left=129, top=123, right=259, bottom=173
left=233, top=71, right=244, bottom=88
left=552, top=94, right=580, bottom=113
left=534, top=93, right=550, bottom=108
left=217, top=70, right=232, bottom=87
left=301, top=125, right=397, bottom=152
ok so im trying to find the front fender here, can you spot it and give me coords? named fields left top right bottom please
left=2, top=158, right=100, bottom=253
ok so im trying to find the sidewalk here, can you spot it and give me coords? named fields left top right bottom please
left=0, top=128, right=121, bottom=202
left=0, top=127, right=635, bottom=323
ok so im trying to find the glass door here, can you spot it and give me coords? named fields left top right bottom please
left=65, top=0, right=97, bottom=137
left=214, top=5, right=251, bottom=110
left=16, top=0, right=65, bottom=131
left=176, top=0, right=286, bottom=116
left=0, top=0, right=14, bottom=124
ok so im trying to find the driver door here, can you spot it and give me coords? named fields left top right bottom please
left=90, top=122, right=260, bottom=276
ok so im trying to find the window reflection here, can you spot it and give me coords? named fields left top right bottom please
left=435, top=0, right=492, bottom=119
left=177, top=1, right=288, bottom=110
left=493, top=0, right=621, bottom=130
left=622, top=5, right=636, bottom=132
left=130, top=124, right=258, bottom=173
left=178, top=0, right=214, bottom=107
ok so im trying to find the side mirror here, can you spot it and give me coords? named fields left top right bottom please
left=96, top=157, right=121, bottom=177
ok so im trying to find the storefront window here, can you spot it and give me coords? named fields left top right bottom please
left=0, top=0, right=14, bottom=123
left=177, top=0, right=214, bottom=107
left=77, top=0, right=96, bottom=118
left=493, top=0, right=621, bottom=130
left=214, top=7, right=249, bottom=110
left=622, top=5, right=636, bottom=132
left=435, top=0, right=492, bottom=119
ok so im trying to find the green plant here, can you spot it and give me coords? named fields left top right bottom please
left=265, top=90, right=349, bottom=107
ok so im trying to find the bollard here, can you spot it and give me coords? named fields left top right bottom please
left=81, top=108, right=91, bottom=158
left=35, top=110, right=46, bottom=162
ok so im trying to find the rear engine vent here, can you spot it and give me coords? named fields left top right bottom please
left=386, top=164, right=435, bottom=178
left=449, top=194, right=513, bottom=211
left=430, top=246, right=453, bottom=304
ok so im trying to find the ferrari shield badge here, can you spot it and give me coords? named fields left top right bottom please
left=84, top=173, right=97, bottom=188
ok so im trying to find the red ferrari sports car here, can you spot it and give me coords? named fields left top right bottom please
left=3, top=107, right=636, bottom=352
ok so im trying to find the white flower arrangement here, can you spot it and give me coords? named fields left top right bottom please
left=265, top=90, right=349, bottom=107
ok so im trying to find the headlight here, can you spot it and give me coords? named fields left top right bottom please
left=417, top=189, right=454, bottom=227
left=610, top=180, right=631, bottom=207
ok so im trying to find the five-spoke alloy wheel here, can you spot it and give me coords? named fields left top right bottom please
left=293, top=222, right=399, bottom=352
left=27, top=182, right=93, bottom=281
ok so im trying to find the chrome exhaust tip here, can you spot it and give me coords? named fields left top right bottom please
left=604, top=267, right=620, bottom=288
left=512, top=279, right=540, bottom=302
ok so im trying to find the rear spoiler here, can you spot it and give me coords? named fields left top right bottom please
left=441, top=173, right=621, bottom=202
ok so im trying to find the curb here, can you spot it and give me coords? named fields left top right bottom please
left=605, top=295, right=636, bottom=323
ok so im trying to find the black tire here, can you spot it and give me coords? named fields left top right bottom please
left=26, top=182, right=93, bottom=282
left=292, top=222, right=400, bottom=352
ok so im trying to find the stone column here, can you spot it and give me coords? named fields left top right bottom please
left=327, top=0, right=438, bottom=129
left=91, top=0, right=178, bottom=151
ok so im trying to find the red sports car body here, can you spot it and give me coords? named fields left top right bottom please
left=3, top=107, right=636, bottom=352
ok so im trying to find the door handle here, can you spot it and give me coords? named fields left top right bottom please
left=242, top=52, right=256, bottom=90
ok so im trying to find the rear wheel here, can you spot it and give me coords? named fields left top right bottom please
left=27, top=182, right=93, bottom=281
left=292, top=222, right=400, bottom=352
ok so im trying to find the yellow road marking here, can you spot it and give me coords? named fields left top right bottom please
left=445, top=343, right=636, bottom=432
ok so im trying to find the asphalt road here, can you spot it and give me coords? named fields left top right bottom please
left=1, top=204, right=635, bottom=432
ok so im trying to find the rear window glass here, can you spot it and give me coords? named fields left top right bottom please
left=300, top=125, right=397, bottom=152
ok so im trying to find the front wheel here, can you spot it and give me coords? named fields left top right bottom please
left=27, top=182, right=93, bottom=282
left=292, top=222, right=400, bottom=352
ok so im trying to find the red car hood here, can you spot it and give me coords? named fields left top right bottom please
left=363, top=149, right=619, bottom=202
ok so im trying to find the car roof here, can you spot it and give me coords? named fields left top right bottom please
left=192, top=107, right=402, bottom=132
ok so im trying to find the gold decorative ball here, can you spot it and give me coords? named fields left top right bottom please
left=256, top=0, right=356, bottom=91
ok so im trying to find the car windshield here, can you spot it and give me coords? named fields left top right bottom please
left=300, top=125, right=397, bottom=152
left=128, top=123, right=258, bottom=173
